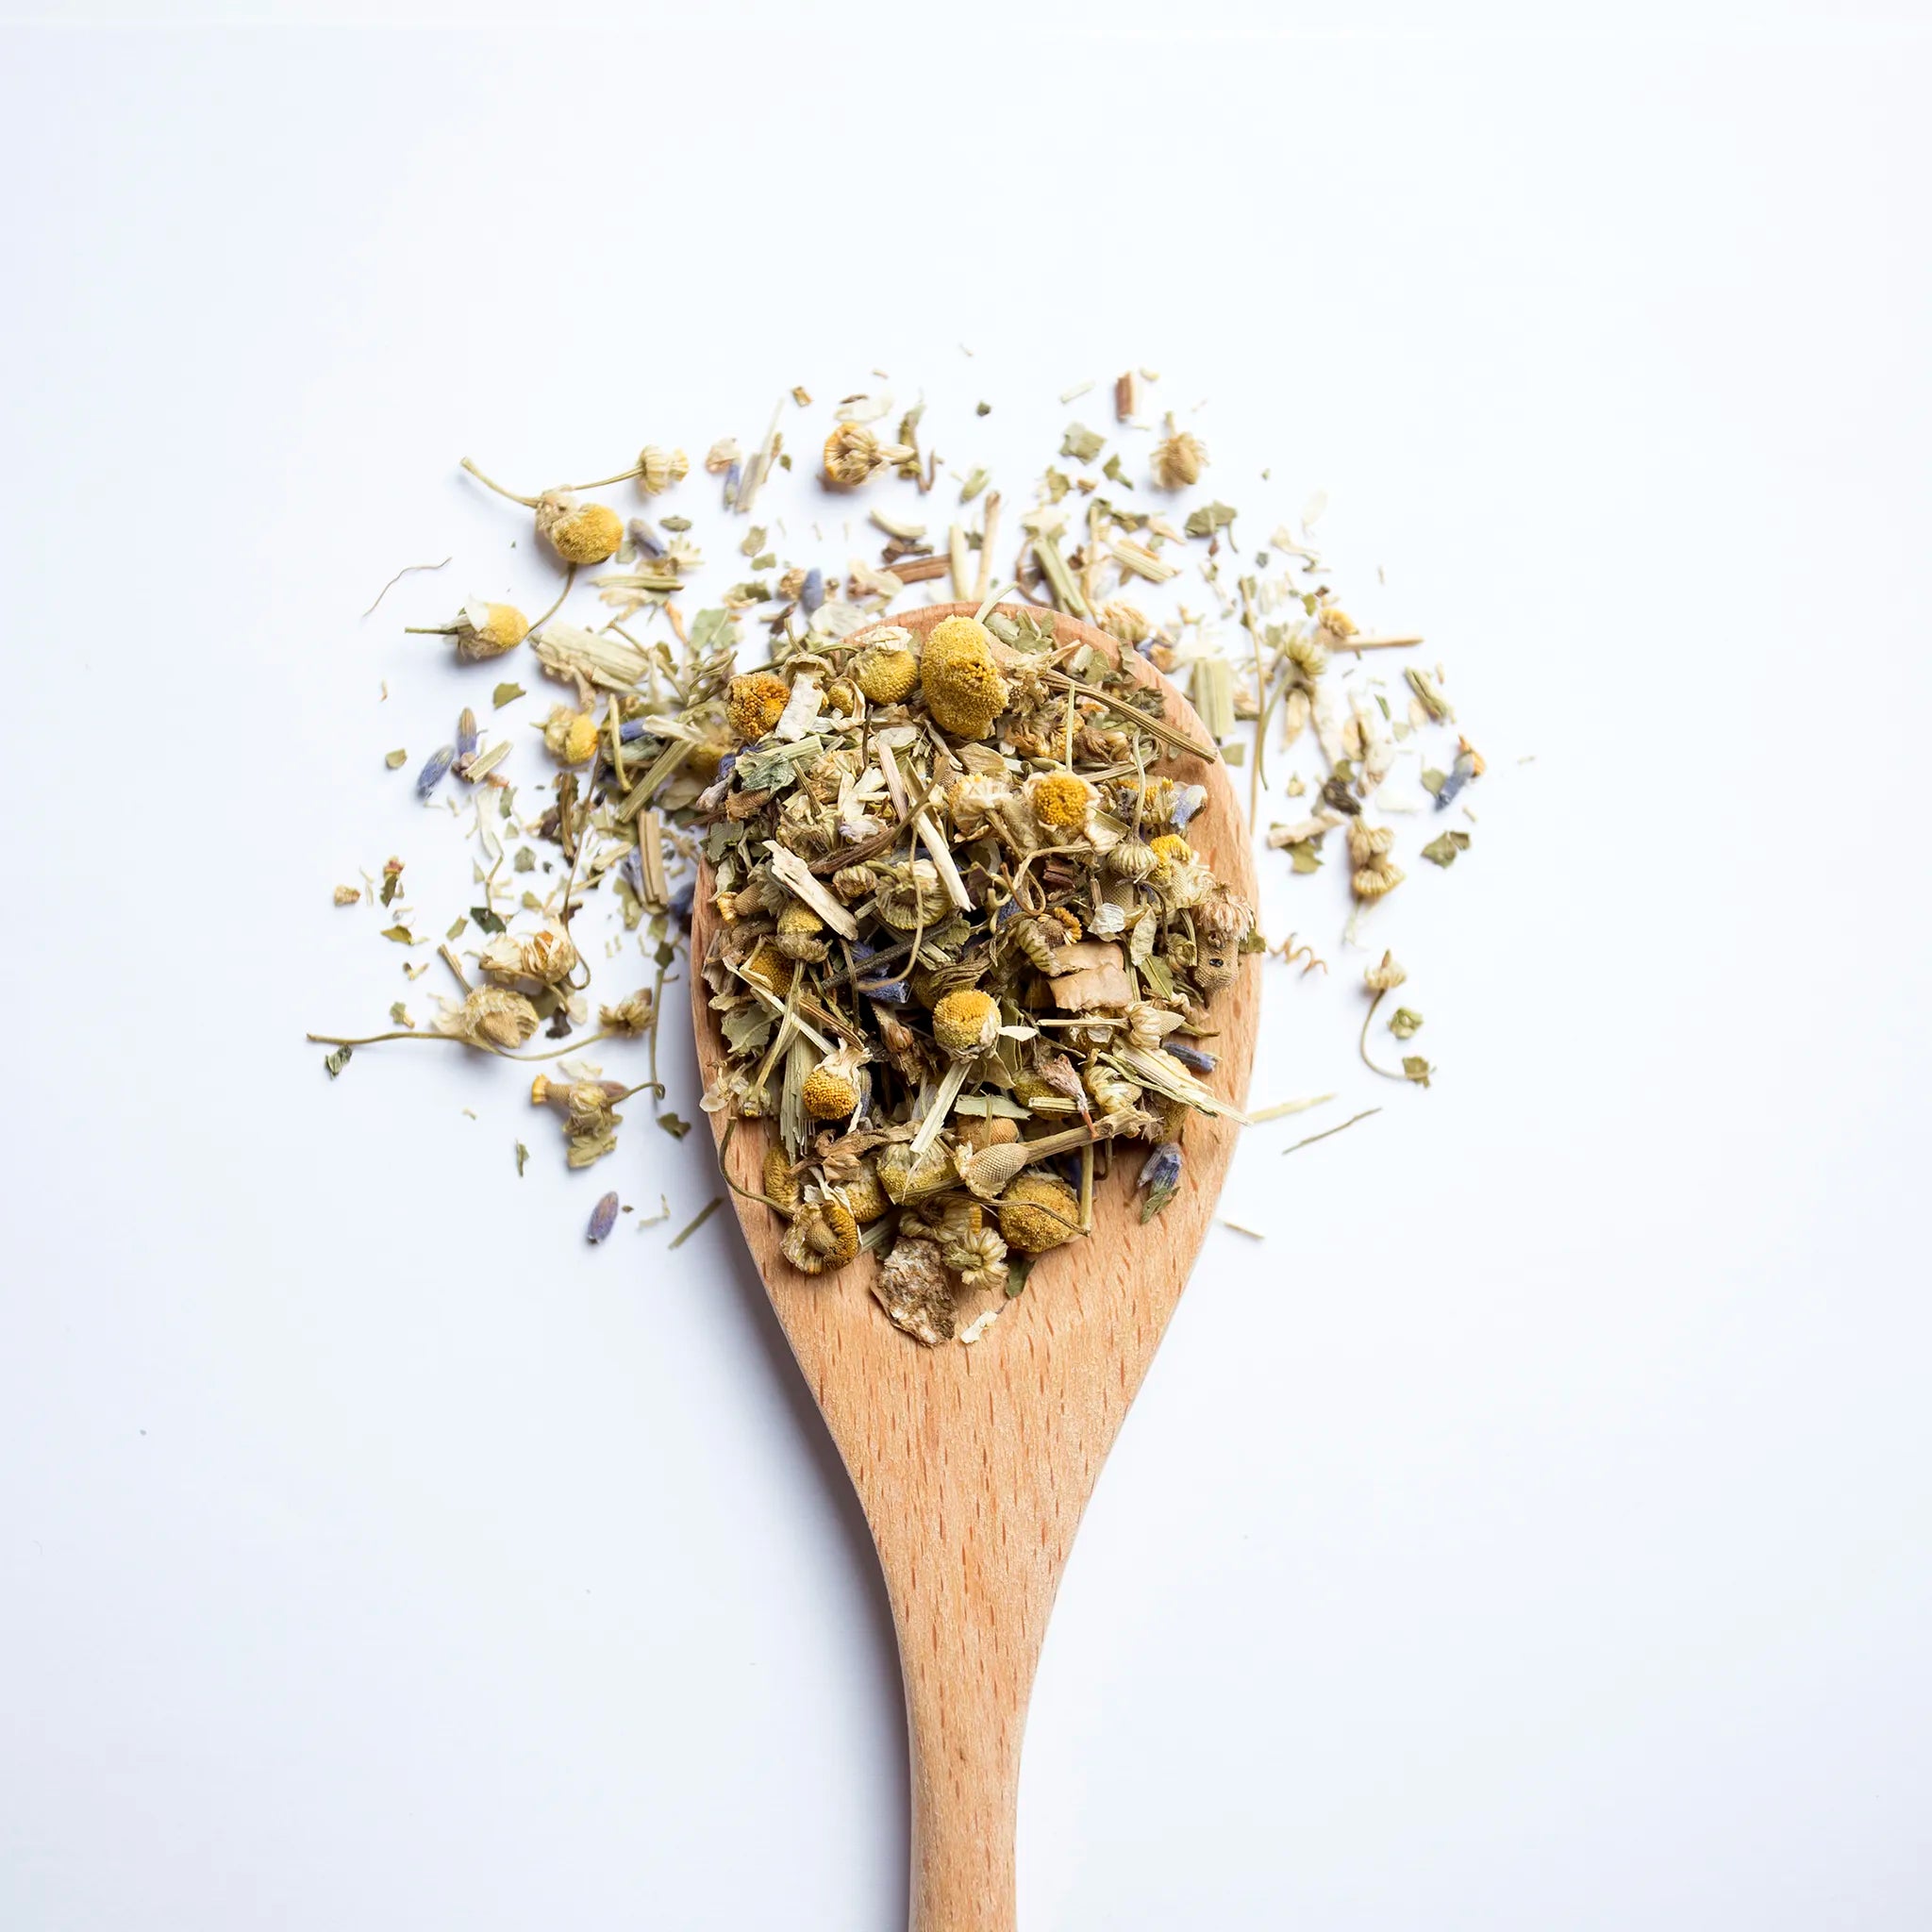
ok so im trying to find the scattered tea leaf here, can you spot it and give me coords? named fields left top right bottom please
left=491, top=681, right=525, bottom=708
left=1421, top=831, right=1470, bottom=868
left=324, top=1044, right=354, bottom=1078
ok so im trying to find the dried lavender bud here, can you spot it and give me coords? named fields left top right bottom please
left=416, top=745, right=455, bottom=798
left=587, top=1191, right=620, bottom=1243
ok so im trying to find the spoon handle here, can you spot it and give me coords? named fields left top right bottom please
left=894, top=1550, right=1042, bottom=1932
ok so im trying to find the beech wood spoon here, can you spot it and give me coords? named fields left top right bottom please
left=691, top=604, right=1258, bottom=1931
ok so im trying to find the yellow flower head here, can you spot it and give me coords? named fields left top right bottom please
left=853, top=639, right=921, bottom=705
left=996, top=1172, right=1082, bottom=1254
left=931, top=987, right=1000, bottom=1058
left=740, top=940, right=795, bottom=996
left=762, top=1147, right=802, bottom=1215
left=725, top=672, right=791, bottom=741
left=780, top=1198, right=860, bottom=1274
left=1148, top=832, right=1192, bottom=865
left=1028, top=773, right=1093, bottom=834
left=534, top=494, right=625, bottom=565
left=457, top=602, right=529, bottom=661
left=920, top=616, right=1008, bottom=739
left=542, top=705, right=600, bottom=766
left=802, top=1062, right=862, bottom=1120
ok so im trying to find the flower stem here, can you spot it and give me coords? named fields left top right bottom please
left=1357, top=991, right=1407, bottom=1080
left=459, top=457, right=538, bottom=508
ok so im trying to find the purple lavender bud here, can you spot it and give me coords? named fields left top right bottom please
left=800, top=568, right=824, bottom=616
left=861, top=978, right=911, bottom=1005
left=587, top=1191, right=620, bottom=1243
left=619, top=718, right=652, bottom=743
left=1164, top=1040, right=1217, bottom=1074
left=668, top=876, right=695, bottom=921
left=628, top=517, right=664, bottom=559
left=416, top=745, right=455, bottom=798
left=1138, top=1141, right=1184, bottom=1193
left=723, top=460, right=741, bottom=505
left=456, top=710, right=478, bottom=759
left=1172, top=783, right=1208, bottom=829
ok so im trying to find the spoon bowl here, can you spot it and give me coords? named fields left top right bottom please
left=691, top=604, right=1258, bottom=1931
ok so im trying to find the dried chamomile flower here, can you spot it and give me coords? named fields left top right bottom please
left=1364, top=951, right=1407, bottom=992
left=775, top=901, right=829, bottom=962
left=942, top=1211, right=1009, bottom=1295
left=1195, top=885, right=1257, bottom=946
left=931, top=988, right=1001, bottom=1058
left=1151, top=414, right=1208, bottom=490
left=995, top=1173, right=1082, bottom=1254
left=1104, top=841, right=1162, bottom=885
left=536, top=493, right=625, bottom=565
left=874, top=1236, right=955, bottom=1345
left=531, top=1074, right=625, bottom=1169
left=541, top=704, right=600, bottom=766
left=852, top=633, right=921, bottom=705
left=725, top=672, right=791, bottom=742
left=634, top=445, right=689, bottom=494
left=823, top=422, right=915, bottom=488
left=828, top=1158, right=891, bottom=1225
left=1026, top=772, right=1094, bottom=836
left=759, top=1147, right=802, bottom=1215
left=479, top=920, right=579, bottom=988
left=780, top=1197, right=859, bottom=1275
left=920, top=614, right=1009, bottom=738
left=801, top=1047, right=866, bottom=1121
left=1347, top=820, right=1404, bottom=901
left=598, top=988, right=657, bottom=1035
left=434, top=986, right=541, bottom=1050
left=407, top=600, right=530, bottom=661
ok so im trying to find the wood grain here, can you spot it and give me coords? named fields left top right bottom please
left=691, top=605, right=1258, bottom=1931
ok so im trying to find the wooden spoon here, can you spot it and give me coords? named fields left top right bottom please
left=691, top=605, right=1258, bottom=1931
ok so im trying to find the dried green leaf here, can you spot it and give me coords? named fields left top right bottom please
left=470, top=906, right=507, bottom=934
left=1390, top=1008, right=1424, bottom=1040
left=959, top=467, right=990, bottom=503
left=389, top=1002, right=411, bottom=1026
left=513, top=847, right=536, bottom=873
left=1421, top=766, right=1448, bottom=798
left=385, top=748, right=408, bottom=770
left=491, top=681, right=525, bottom=708
left=658, top=1113, right=692, bottom=1140
left=1060, top=423, right=1105, bottom=464
left=1420, top=831, right=1470, bottom=868
left=1402, top=1056, right=1434, bottom=1088
left=1184, top=501, right=1238, bottom=539
left=1406, top=668, right=1455, bottom=723
left=380, top=924, right=417, bottom=944
left=444, top=916, right=466, bottom=940
left=323, top=1044, right=353, bottom=1079
left=1287, top=840, right=1323, bottom=874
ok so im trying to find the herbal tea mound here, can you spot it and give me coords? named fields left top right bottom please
left=696, top=607, right=1256, bottom=1347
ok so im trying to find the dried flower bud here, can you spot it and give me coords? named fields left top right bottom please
left=587, top=1191, right=620, bottom=1243
left=944, top=1224, right=1009, bottom=1295
left=762, top=1146, right=802, bottom=1215
left=920, top=615, right=1009, bottom=739
left=635, top=444, right=688, bottom=494
left=823, top=423, right=915, bottom=488
left=1194, top=885, right=1257, bottom=947
left=705, top=437, right=741, bottom=475
left=995, top=1173, right=1082, bottom=1254
left=434, top=986, right=541, bottom=1050
left=454, top=601, right=529, bottom=661
left=776, top=900, right=829, bottom=962
left=599, top=988, right=657, bottom=1035
left=853, top=635, right=921, bottom=705
left=725, top=672, right=791, bottom=742
left=1104, top=841, right=1161, bottom=885
left=542, top=704, right=600, bottom=766
left=533, top=492, right=625, bottom=565
left=479, top=921, right=579, bottom=988
left=1364, top=951, right=1408, bottom=993
left=1352, top=858, right=1405, bottom=902
left=1026, top=772, right=1094, bottom=835
left=1151, top=415, right=1208, bottom=490
left=1346, top=819, right=1395, bottom=869
left=780, top=1198, right=859, bottom=1275
left=932, top=987, right=1001, bottom=1058
left=832, top=863, right=878, bottom=905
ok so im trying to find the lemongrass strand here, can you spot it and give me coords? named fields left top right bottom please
left=458, top=458, right=539, bottom=508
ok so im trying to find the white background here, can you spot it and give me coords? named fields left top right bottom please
left=3, top=7, right=1929, bottom=1929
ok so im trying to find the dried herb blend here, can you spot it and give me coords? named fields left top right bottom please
left=311, top=367, right=1487, bottom=1307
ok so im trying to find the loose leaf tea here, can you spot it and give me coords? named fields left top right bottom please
left=310, top=365, right=1494, bottom=1312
